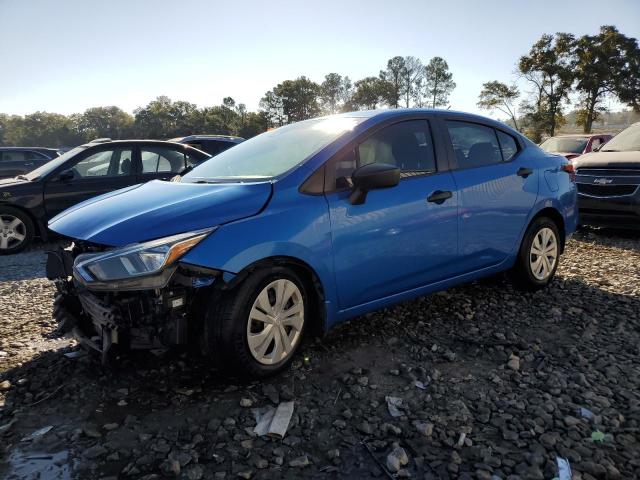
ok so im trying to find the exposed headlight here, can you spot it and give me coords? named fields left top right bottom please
left=74, top=228, right=214, bottom=287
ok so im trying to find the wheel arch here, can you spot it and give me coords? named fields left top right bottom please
left=226, top=255, right=328, bottom=338
left=529, top=206, right=566, bottom=253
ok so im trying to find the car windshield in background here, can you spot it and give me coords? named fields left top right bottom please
left=25, top=146, right=86, bottom=180
left=182, top=117, right=365, bottom=182
left=540, top=137, right=588, bottom=154
left=601, top=125, right=640, bottom=152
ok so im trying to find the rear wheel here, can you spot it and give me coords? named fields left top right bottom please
left=203, top=266, right=307, bottom=377
left=0, top=206, right=34, bottom=255
left=510, top=217, right=560, bottom=290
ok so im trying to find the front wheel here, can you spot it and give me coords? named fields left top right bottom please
left=510, top=217, right=561, bottom=291
left=0, top=206, right=34, bottom=255
left=203, top=266, right=307, bottom=378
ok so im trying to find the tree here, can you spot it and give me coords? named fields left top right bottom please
left=477, top=81, right=520, bottom=130
left=320, top=73, right=352, bottom=114
left=518, top=33, right=574, bottom=137
left=346, top=77, right=389, bottom=110
left=399, top=56, right=423, bottom=108
left=423, top=57, right=456, bottom=108
left=259, top=90, right=286, bottom=127
left=379, top=56, right=405, bottom=108
left=76, top=106, right=133, bottom=139
left=133, top=96, right=200, bottom=138
left=573, top=26, right=640, bottom=132
left=272, top=77, right=321, bottom=123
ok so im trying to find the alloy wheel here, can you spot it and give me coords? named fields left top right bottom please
left=529, top=227, right=558, bottom=281
left=246, top=279, right=304, bottom=365
left=0, top=214, right=26, bottom=250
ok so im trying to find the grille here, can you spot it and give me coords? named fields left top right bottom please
left=576, top=168, right=640, bottom=177
left=577, top=183, right=638, bottom=197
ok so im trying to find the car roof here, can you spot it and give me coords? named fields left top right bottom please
left=548, top=133, right=612, bottom=138
left=171, top=135, right=245, bottom=143
left=80, top=139, right=196, bottom=148
left=0, top=146, right=59, bottom=151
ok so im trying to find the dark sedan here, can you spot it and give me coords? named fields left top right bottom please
left=0, top=147, right=61, bottom=179
left=0, top=139, right=210, bottom=254
left=574, top=123, right=640, bottom=229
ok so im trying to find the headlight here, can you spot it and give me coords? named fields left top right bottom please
left=74, top=228, right=214, bottom=287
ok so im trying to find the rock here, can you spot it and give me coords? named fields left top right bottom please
left=386, top=446, right=409, bottom=473
left=0, top=380, right=10, bottom=391
left=507, top=354, right=521, bottom=371
left=240, top=398, right=253, bottom=408
left=103, top=423, right=119, bottom=431
left=262, top=384, right=279, bottom=404
left=185, top=464, right=205, bottom=480
left=413, top=420, right=434, bottom=437
left=327, top=449, right=340, bottom=459
left=289, top=455, right=311, bottom=467
left=84, top=444, right=108, bottom=459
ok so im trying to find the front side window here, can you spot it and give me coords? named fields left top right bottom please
left=72, top=149, right=133, bottom=178
left=183, top=116, right=365, bottom=182
left=141, top=147, right=186, bottom=174
left=328, top=120, right=437, bottom=191
left=1, top=151, right=27, bottom=162
left=446, top=121, right=502, bottom=169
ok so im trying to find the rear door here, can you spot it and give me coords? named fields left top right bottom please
left=43, top=146, right=136, bottom=219
left=442, top=118, right=538, bottom=273
left=326, top=117, right=459, bottom=310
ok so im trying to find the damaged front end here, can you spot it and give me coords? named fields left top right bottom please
left=46, top=230, right=224, bottom=363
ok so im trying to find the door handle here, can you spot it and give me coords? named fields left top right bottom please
left=427, top=190, right=453, bottom=204
left=517, top=167, right=533, bottom=178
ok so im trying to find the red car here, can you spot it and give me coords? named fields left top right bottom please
left=540, top=134, right=612, bottom=160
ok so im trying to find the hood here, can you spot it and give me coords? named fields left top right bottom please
left=573, top=151, right=640, bottom=169
left=48, top=180, right=272, bottom=247
left=0, top=177, right=29, bottom=187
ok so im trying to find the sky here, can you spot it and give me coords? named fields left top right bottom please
left=1, top=0, right=639, bottom=119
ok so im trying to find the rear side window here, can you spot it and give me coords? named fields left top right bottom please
left=141, top=147, right=186, bottom=174
left=1, top=151, right=27, bottom=162
left=496, top=130, right=519, bottom=161
left=446, top=121, right=502, bottom=169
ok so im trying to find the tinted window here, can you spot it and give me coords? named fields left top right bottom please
left=446, top=121, right=502, bottom=169
left=141, top=147, right=186, bottom=174
left=72, top=149, right=133, bottom=178
left=1, top=151, right=27, bottom=162
left=359, top=120, right=436, bottom=174
left=496, top=130, right=518, bottom=161
left=25, top=151, right=46, bottom=161
left=540, top=137, right=588, bottom=154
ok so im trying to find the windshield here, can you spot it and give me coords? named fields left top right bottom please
left=25, top=146, right=87, bottom=180
left=540, top=137, right=588, bottom=154
left=182, top=116, right=364, bottom=181
left=601, top=124, right=640, bottom=152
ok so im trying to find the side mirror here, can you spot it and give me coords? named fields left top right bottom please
left=59, top=169, right=75, bottom=182
left=58, top=170, right=75, bottom=183
left=349, top=163, right=400, bottom=205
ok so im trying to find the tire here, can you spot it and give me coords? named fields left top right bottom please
left=0, top=206, right=35, bottom=255
left=203, top=266, right=308, bottom=378
left=510, top=217, right=561, bottom=291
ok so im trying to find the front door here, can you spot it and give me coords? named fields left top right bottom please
left=443, top=119, right=539, bottom=273
left=326, top=119, right=458, bottom=310
left=43, top=146, right=136, bottom=219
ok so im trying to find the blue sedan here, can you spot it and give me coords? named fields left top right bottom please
left=47, top=109, right=578, bottom=377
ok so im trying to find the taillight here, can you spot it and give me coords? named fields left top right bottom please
left=561, top=163, right=576, bottom=182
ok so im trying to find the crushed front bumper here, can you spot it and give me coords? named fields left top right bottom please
left=46, top=244, right=221, bottom=361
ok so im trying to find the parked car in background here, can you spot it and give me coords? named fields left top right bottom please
left=0, top=139, right=210, bottom=253
left=574, top=122, right=640, bottom=229
left=540, top=134, right=612, bottom=160
left=171, top=134, right=244, bottom=156
left=46, top=110, right=577, bottom=377
left=0, top=147, right=61, bottom=179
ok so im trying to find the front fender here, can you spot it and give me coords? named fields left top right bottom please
left=180, top=188, right=340, bottom=324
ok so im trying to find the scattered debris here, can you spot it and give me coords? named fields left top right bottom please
left=63, top=350, right=87, bottom=359
left=413, top=380, right=427, bottom=390
left=555, top=457, right=572, bottom=480
left=385, top=396, right=403, bottom=417
left=386, top=445, right=409, bottom=473
left=507, top=354, right=521, bottom=371
left=252, top=401, right=295, bottom=438
left=591, top=430, right=606, bottom=442
left=580, top=407, right=595, bottom=420
left=21, top=425, right=53, bottom=442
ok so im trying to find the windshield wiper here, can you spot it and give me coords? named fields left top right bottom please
left=600, top=149, right=619, bottom=152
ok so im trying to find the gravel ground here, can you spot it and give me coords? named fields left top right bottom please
left=0, top=229, right=639, bottom=480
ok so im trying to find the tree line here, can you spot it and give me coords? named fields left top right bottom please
left=0, top=24, right=638, bottom=147
left=478, top=25, right=640, bottom=141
